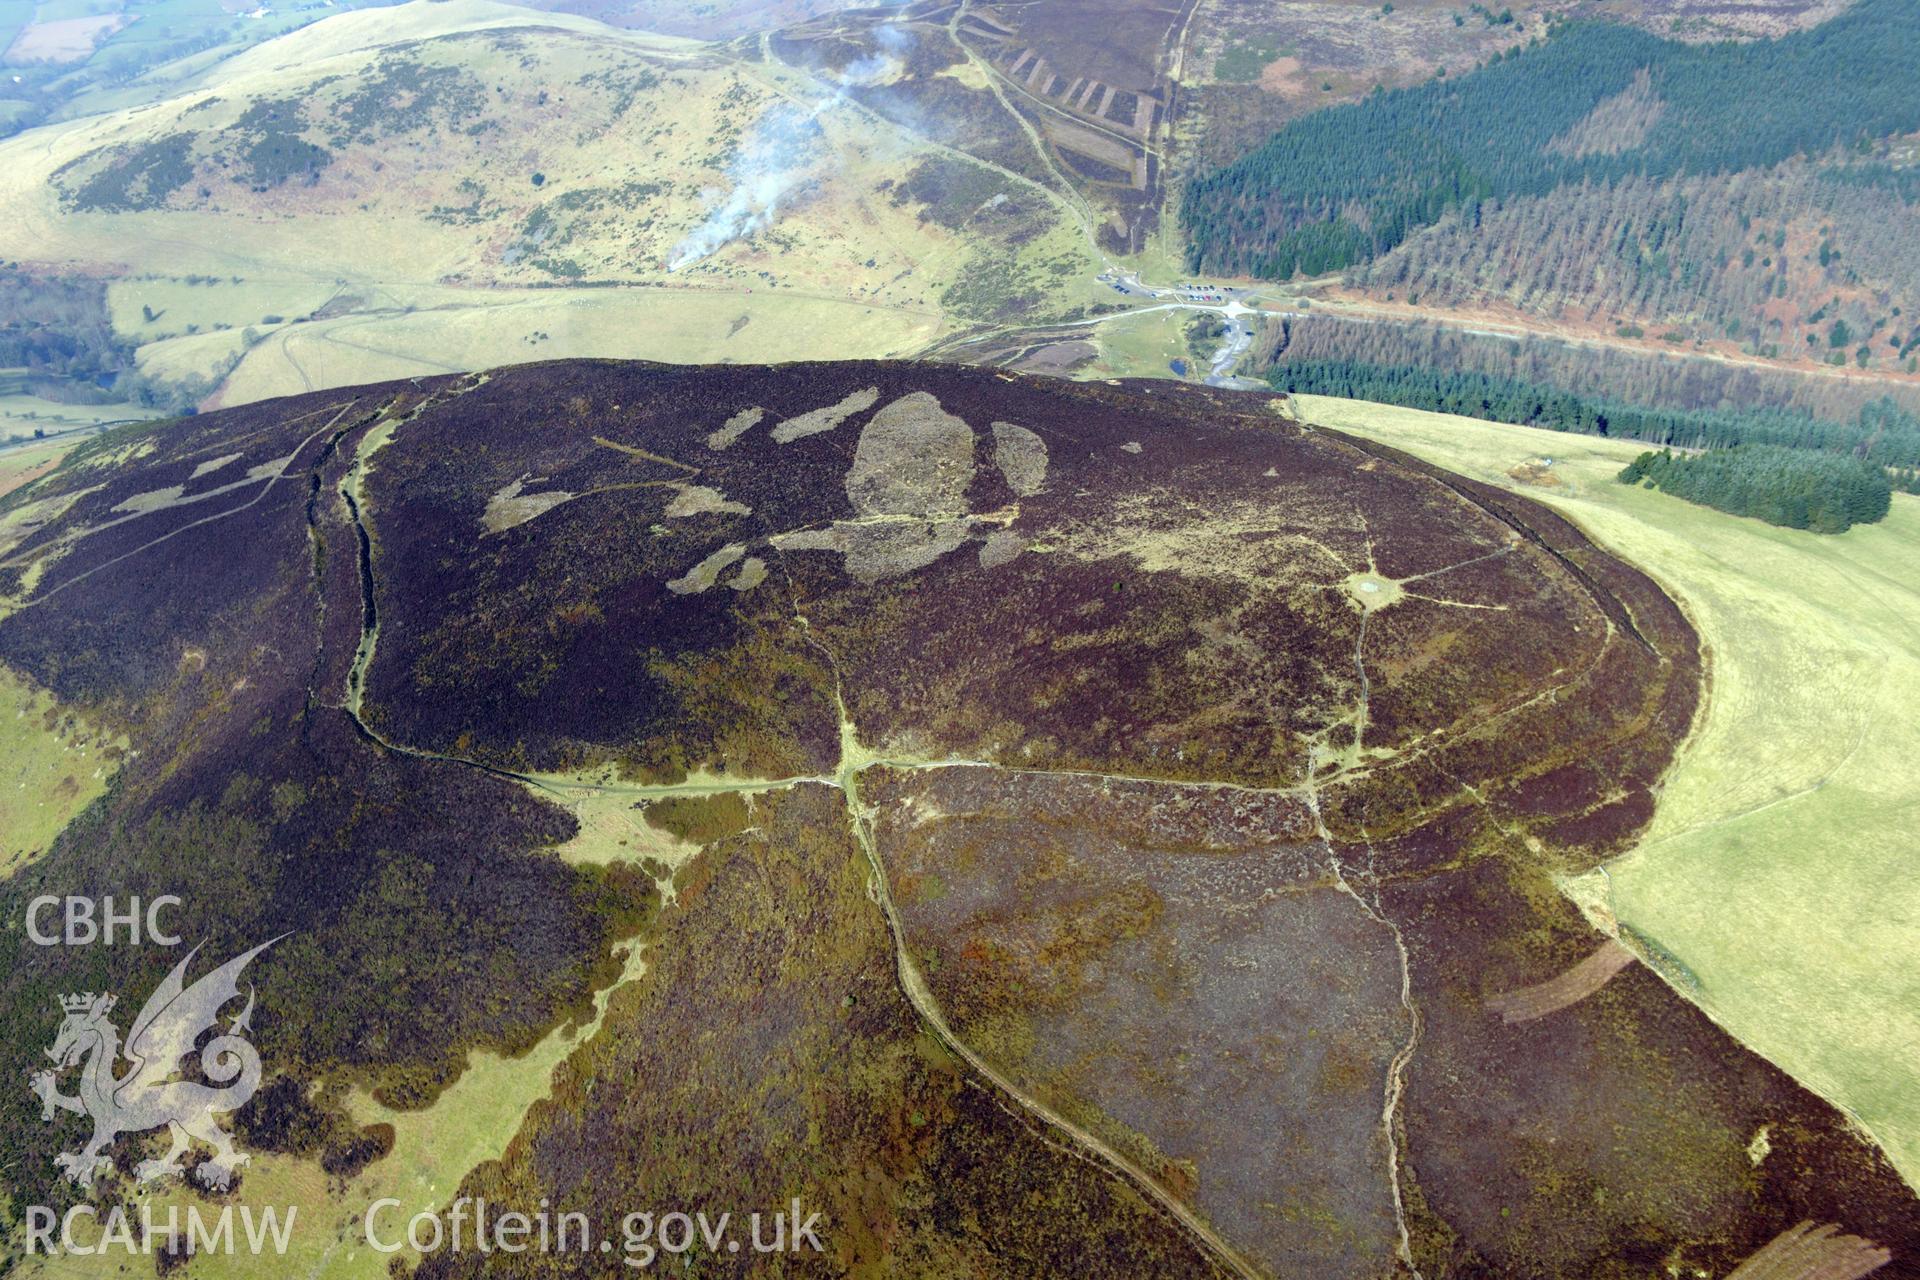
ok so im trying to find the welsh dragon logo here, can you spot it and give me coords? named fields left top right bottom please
left=30, top=939, right=280, bottom=1192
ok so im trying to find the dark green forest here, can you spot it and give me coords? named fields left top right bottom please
left=0, top=267, right=129, bottom=403
left=1619, top=445, right=1893, bottom=533
left=1184, top=0, right=1920, bottom=277
left=0, top=267, right=228, bottom=416
left=1255, top=313, right=1920, bottom=424
left=1265, top=360, right=1920, bottom=472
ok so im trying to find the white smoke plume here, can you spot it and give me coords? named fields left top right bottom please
left=873, top=22, right=915, bottom=55
left=666, top=102, right=831, bottom=272
left=665, top=43, right=906, bottom=272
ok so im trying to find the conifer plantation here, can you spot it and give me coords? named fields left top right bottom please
left=1619, top=445, right=1893, bottom=532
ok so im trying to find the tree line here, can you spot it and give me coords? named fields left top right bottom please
left=0, top=266, right=223, bottom=414
left=1618, top=445, right=1893, bottom=533
left=0, top=267, right=130, bottom=403
left=1184, top=0, right=1920, bottom=278
left=1256, top=312, right=1920, bottom=425
left=1265, top=358, right=1920, bottom=469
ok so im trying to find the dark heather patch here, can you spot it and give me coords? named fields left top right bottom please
left=2, top=360, right=1907, bottom=1276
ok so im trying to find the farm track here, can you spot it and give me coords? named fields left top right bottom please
left=324, top=399, right=1262, bottom=1275
left=1319, top=823, right=1425, bottom=1280
left=1724, top=1220, right=1892, bottom=1280
left=304, top=374, right=1714, bottom=1280
left=2, top=399, right=363, bottom=604
left=1298, top=293, right=1920, bottom=393
left=1485, top=939, right=1639, bottom=1024
left=944, top=1, right=1101, bottom=244
left=835, top=718, right=1267, bottom=1280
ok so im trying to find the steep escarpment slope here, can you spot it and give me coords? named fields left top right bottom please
left=1, top=361, right=1914, bottom=1277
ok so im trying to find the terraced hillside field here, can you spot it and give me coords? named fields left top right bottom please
left=3, top=360, right=1915, bottom=1277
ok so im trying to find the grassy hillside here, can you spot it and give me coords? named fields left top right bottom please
left=1302, top=393, right=1920, bottom=1189
left=0, top=0, right=410, bottom=141
left=0, top=0, right=1105, bottom=407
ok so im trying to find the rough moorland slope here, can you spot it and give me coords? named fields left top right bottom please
left=1, top=361, right=1913, bottom=1278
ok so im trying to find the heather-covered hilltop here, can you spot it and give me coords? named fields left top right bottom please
left=2, top=361, right=1914, bottom=1277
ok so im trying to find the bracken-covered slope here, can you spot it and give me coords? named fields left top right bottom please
left=1, top=360, right=1915, bottom=1278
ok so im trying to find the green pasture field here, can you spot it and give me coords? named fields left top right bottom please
left=1298, top=394, right=1920, bottom=1190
